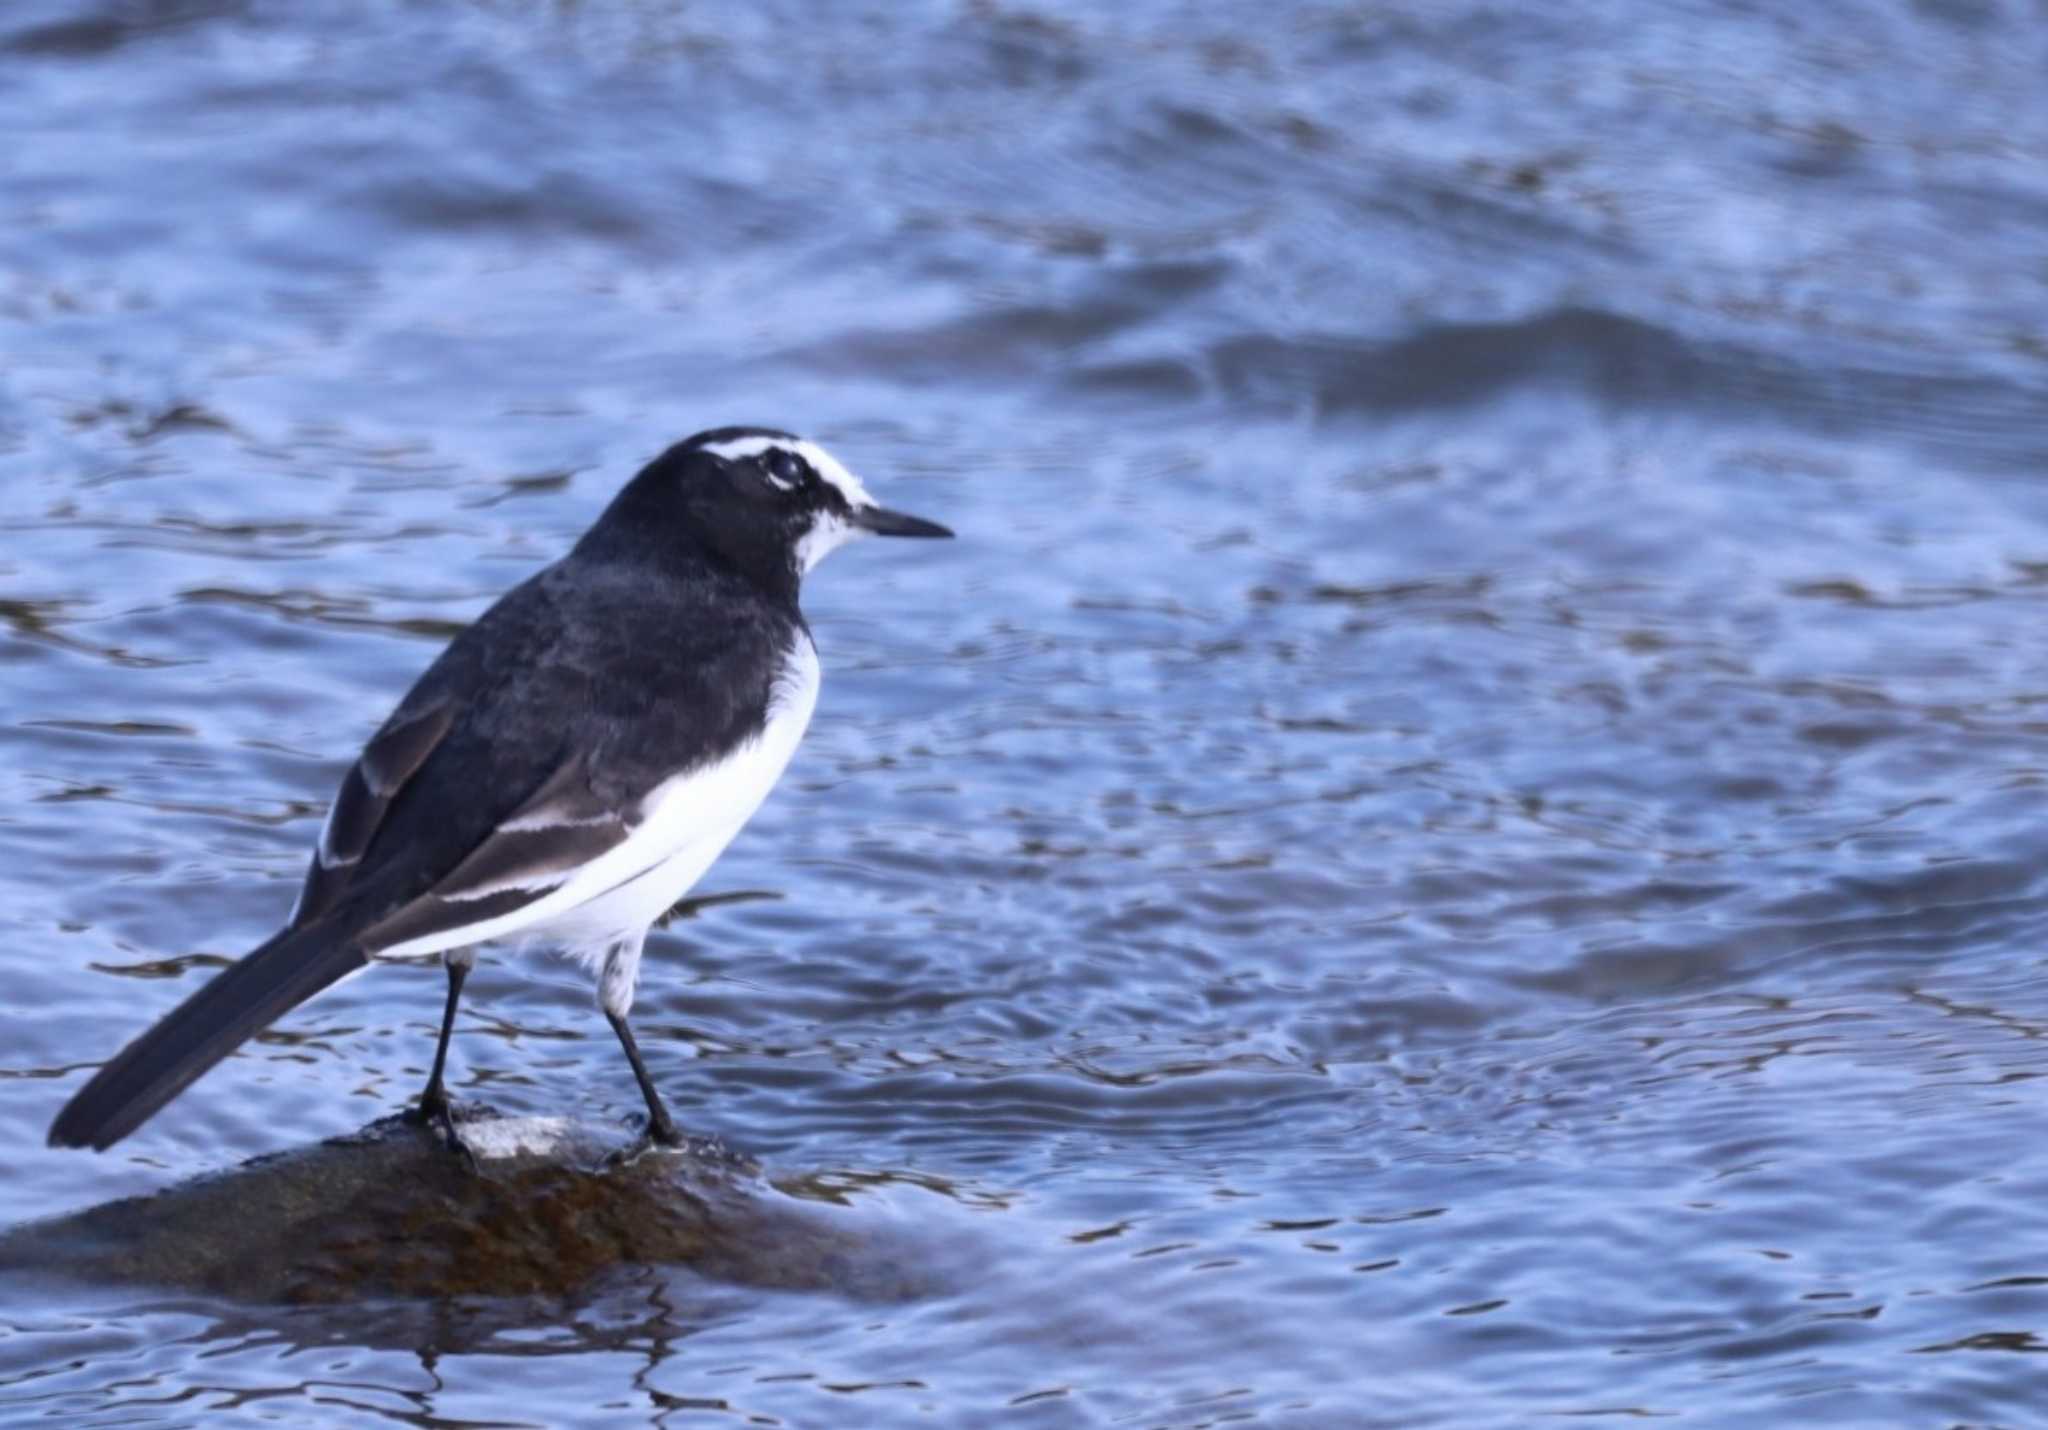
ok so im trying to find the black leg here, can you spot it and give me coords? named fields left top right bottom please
left=606, top=1009, right=681, bottom=1146
left=409, top=960, right=468, bottom=1125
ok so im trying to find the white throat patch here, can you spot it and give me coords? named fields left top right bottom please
left=793, top=512, right=860, bottom=573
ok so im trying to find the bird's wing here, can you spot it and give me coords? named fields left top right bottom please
left=286, top=561, right=812, bottom=958
left=289, top=697, right=457, bottom=927
left=354, top=748, right=639, bottom=953
left=360, top=637, right=819, bottom=960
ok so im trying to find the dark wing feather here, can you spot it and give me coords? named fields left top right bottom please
left=290, top=697, right=456, bottom=928
left=357, top=753, right=638, bottom=953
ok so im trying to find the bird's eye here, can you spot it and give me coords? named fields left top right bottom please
left=765, top=449, right=809, bottom=488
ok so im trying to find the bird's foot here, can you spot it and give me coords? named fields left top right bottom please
left=403, top=1086, right=450, bottom=1128
left=404, top=1091, right=479, bottom=1173
left=598, top=1112, right=688, bottom=1171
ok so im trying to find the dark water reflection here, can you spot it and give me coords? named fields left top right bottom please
left=7, top=0, right=2048, bottom=1423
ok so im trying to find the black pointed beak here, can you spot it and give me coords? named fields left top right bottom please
left=852, top=505, right=953, bottom=539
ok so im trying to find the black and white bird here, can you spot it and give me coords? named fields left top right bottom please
left=47, top=427, right=951, bottom=1152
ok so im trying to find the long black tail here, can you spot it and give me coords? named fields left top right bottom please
left=48, top=921, right=369, bottom=1151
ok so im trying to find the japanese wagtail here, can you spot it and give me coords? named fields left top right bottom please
left=48, top=427, right=952, bottom=1152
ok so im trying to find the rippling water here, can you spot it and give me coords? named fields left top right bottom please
left=6, top=0, right=2048, bottom=1423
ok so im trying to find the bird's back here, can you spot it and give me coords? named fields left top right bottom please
left=301, top=551, right=810, bottom=942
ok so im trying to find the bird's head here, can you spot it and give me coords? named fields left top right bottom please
left=590, top=426, right=952, bottom=585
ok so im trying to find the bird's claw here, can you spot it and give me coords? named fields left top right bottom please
left=405, top=1094, right=479, bottom=1173
left=596, top=1112, right=688, bottom=1171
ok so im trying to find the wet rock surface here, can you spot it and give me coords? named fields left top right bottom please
left=2, top=1110, right=925, bottom=1304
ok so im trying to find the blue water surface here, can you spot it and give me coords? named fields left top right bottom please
left=5, top=1, right=2048, bottom=1424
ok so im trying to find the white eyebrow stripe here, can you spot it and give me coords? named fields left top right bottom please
left=698, top=434, right=876, bottom=508
left=701, top=434, right=795, bottom=490
left=698, top=434, right=788, bottom=461
left=796, top=439, right=876, bottom=509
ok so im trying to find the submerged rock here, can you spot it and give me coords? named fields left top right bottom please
left=3, top=1108, right=928, bottom=1304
